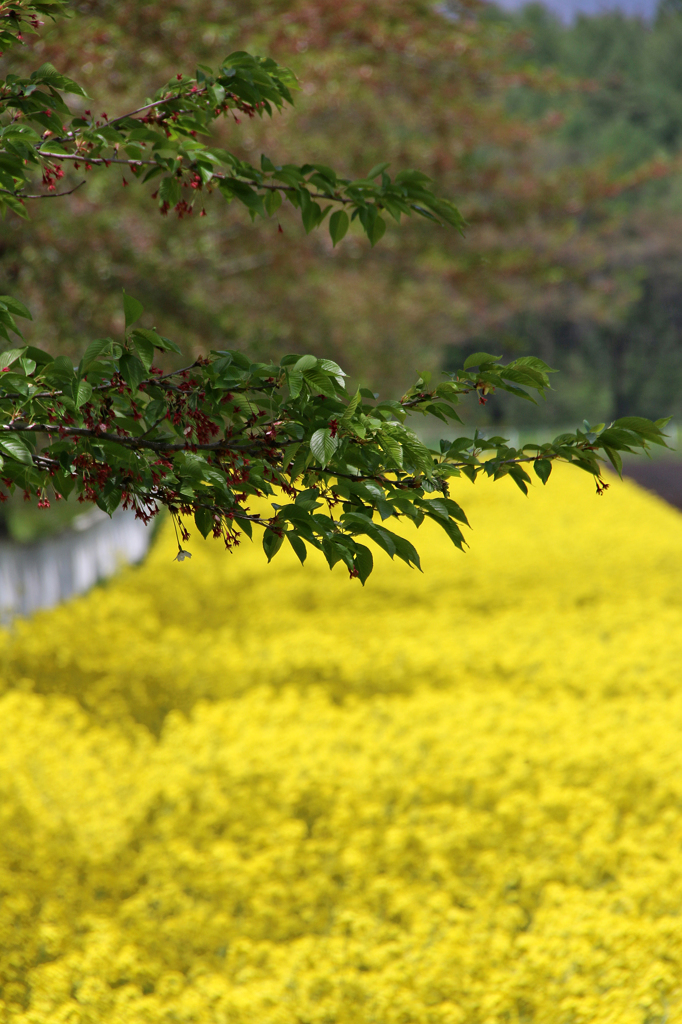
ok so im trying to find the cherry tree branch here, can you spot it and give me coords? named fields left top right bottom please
left=0, top=180, right=85, bottom=199
left=32, top=152, right=376, bottom=206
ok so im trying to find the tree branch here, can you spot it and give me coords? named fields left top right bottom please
left=35, top=152, right=365, bottom=206
left=0, top=420, right=276, bottom=454
left=0, top=180, right=85, bottom=199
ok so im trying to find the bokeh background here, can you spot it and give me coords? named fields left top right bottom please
left=5, top=0, right=682, bottom=429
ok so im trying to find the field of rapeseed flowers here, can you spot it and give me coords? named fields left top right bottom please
left=1, top=466, right=682, bottom=1023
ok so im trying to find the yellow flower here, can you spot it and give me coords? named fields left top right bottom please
left=1, top=467, right=682, bottom=1022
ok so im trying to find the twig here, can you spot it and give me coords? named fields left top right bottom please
left=35, top=153, right=362, bottom=205
left=36, top=88, right=210, bottom=151
left=0, top=180, right=85, bottom=200
left=0, top=362, right=200, bottom=402
left=0, top=420, right=276, bottom=454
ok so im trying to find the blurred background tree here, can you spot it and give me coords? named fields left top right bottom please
left=1, top=0, right=681, bottom=430
left=466, top=0, right=682, bottom=426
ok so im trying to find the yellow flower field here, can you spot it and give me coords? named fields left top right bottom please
left=2, top=467, right=682, bottom=1023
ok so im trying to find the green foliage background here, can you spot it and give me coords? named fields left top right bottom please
left=474, top=0, right=682, bottom=425
left=3, top=0, right=682, bottom=427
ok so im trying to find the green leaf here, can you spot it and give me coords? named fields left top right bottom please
left=75, top=380, right=92, bottom=409
left=341, top=388, right=361, bottom=424
left=195, top=506, right=214, bottom=539
left=131, top=330, right=155, bottom=371
left=463, top=352, right=502, bottom=369
left=96, top=484, right=122, bottom=516
left=512, top=355, right=557, bottom=374
left=342, top=514, right=396, bottom=558
left=533, top=459, right=552, bottom=485
left=43, top=355, right=75, bottom=382
left=158, top=176, right=182, bottom=207
left=0, top=347, right=25, bottom=369
left=287, top=370, right=303, bottom=399
left=309, top=427, right=339, bottom=468
left=153, top=333, right=182, bottom=355
left=262, top=527, right=284, bottom=562
left=423, top=509, right=466, bottom=550
left=30, top=62, right=87, bottom=97
left=0, top=310, right=21, bottom=340
left=367, top=161, right=390, bottom=180
left=218, top=179, right=265, bottom=217
left=329, top=210, right=349, bottom=246
left=353, top=543, right=373, bottom=584
left=281, top=442, right=301, bottom=470
left=612, top=416, right=667, bottom=444
left=0, top=195, right=29, bottom=220
left=319, top=358, right=346, bottom=381
left=287, top=531, right=307, bottom=565
left=368, top=213, right=386, bottom=247
left=0, top=436, right=33, bottom=465
left=302, top=368, right=337, bottom=397
left=0, top=373, right=29, bottom=395
left=23, top=346, right=54, bottom=368
left=79, top=337, right=114, bottom=375
left=508, top=465, right=531, bottom=495
left=123, top=291, right=144, bottom=330
left=387, top=530, right=422, bottom=570
left=378, top=434, right=403, bottom=468
left=299, top=190, right=322, bottom=233
left=119, top=353, right=146, bottom=390
left=375, top=498, right=395, bottom=521
left=294, top=354, right=318, bottom=372
left=264, top=189, right=282, bottom=216
left=0, top=296, right=31, bottom=320
left=603, top=446, right=623, bottom=478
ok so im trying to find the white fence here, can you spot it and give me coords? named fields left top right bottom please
left=0, top=508, right=152, bottom=622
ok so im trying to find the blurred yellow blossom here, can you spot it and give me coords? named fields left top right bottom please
left=1, top=467, right=682, bottom=1022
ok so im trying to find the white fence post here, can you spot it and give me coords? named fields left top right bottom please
left=0, top=508, right=153, bottom=622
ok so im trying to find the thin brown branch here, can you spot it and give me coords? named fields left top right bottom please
left=35, top=87, right=210, bottom=151
left=0, top=362, right=201, bottom=403
left=0, top=180, right=85, bottom=200
left=35, top=152, right=357, bottom=205
left=106, top=90, right=207, bottom=128
left=0, top=420, right=273, bottom=454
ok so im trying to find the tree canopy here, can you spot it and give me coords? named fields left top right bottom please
left=2, top=0, right=671, bottom=394
left=472, top=2, right=682, bottom=427
left=0, top=0, right=668, bottom=579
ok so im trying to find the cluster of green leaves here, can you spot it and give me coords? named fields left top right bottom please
left=0, top=0, right=67, bottom=52
left=0, top=0, right=669, bottom=579
left=0, top=0, right=463, bottom=242
left=0, top=296, right=668, bottom=580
